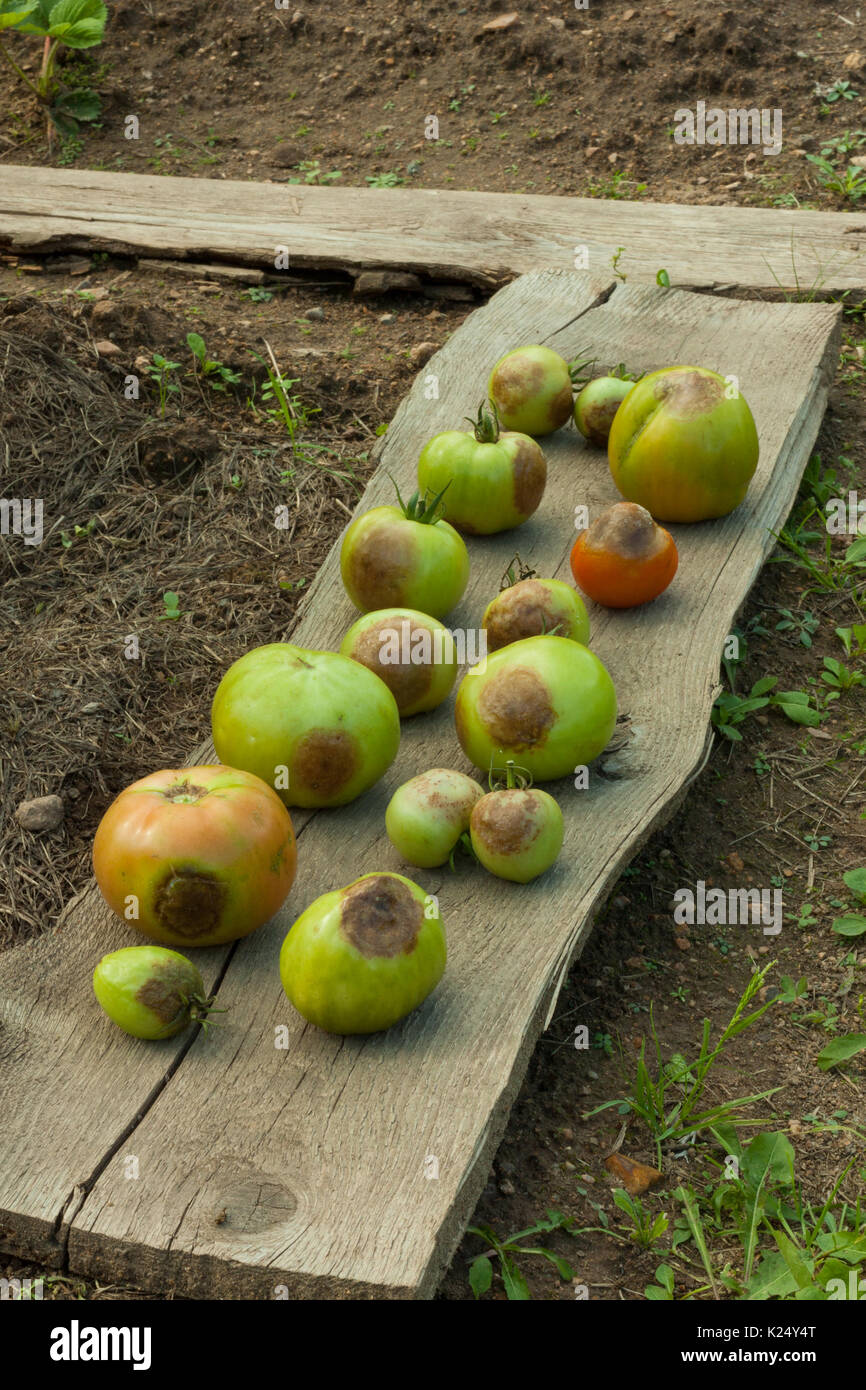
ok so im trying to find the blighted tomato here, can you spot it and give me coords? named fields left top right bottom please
left=488, top=345, right=575, bottom=437
left=574, top=376, right=633, bottom=446
left=455, top=634, right=616, bottom=781
left=571, top=502, right=678, bottom=608
left=93, top=945, right=214, bottom=1039
left=608, top=365, right=759, bottom=522
left=340, top=608, right=457, bottom=717
left=93, top=765, right=296, bottom=947
left=340, top=487, right=469, bottom=618
left=482, top=577, right=589, bottom=652
left=386, top=768, right=484, bottom=868
left=212, top=643, right=401, bottom=808
left=416, top=402, right=546, bottom=534
left=470, top=786, right=563, bottom=883
left=279, top=871, right=446, bottom=1034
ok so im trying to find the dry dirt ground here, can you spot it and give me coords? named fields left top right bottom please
left=1, top=0, right=865, bottom=1302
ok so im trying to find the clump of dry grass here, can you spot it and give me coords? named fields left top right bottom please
left=0, top=298, right=369, bottom=945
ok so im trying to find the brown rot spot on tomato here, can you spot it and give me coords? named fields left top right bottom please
left=135, top=967, right=187, bottom=1024
left=510, top=437, right=546, bottom=518
left=415, top=770, right=479, bottom=820
left=477, top=666, right=555, bottom=748
left=472, top=791, right=541, bottom=856
left=340, top=875, right=423, bottom=958
left=161, top=779, right=210, bottom=804
left=585, top=502, right=663, bottom=560
left=154, top=869, right=227, bottom=938
left=653, top=369, right=722, bottom=418
left=493, top=359, right=545, bottom=412
left=485, top=580, right=558, bottom=651
left=548, top=379, right=574, bottom=430
left=347, top=521, right=414, bottom=607
left=293, top=728, right=357, bottom=797
left=351, top=622, right=432, bottom=708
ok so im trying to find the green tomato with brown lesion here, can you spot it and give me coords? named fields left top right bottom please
left=470, top=784, right=564, bottom=884
left=279, top=872, right=446, bottom=1034
left=482, top=577, right=589, bottom=652
left=340, top=608, right=458, bottom=717
left=386, top=768, right=485, bottom=868
left=417, top=402, right=546, bottom=534
left=574, top=376, right=634, bottom=446
left=455, top=633, right=617, bottom=782
left=93, top=945, right=215, bottom=1040
left=488, top=345, right=592, bottom=437
left=339, top=485, right=469, bottom=618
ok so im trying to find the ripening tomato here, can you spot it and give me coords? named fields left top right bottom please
left=212, top=643, right=401, bottom=808
left=570, top=502, right=678, bottom=609
left=417, top=402, right=546, bottom=533
left=482, top=577, right=589, bottom=651
left=488, top=345, right=575, bottom=436
left=455, top=634, right=617, bottom=782
left=279, top=872, right=446, bottom=1034
left=93, top=945, right=214, bottom=1039
left=608, top=365, right=759, bottom=522
left=340, top=488, right=469, bottom=618
left=93, top=765, right=296, bottom=948
left=340, top=608, right=457, bottom=717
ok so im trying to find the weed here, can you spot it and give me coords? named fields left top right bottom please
left=468, top=1210, right=577, bottom=1300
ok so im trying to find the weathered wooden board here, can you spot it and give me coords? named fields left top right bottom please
left=1, top=166, right=865, bottom=295
left=0, top=270, right=840, bottom=1299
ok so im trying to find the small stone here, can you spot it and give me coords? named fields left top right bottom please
left=662, top=28, right=678, bottom=43
left=613, top=894, right=630, bottom=909
left=585, top=146, right=600, bottom=157
left=843, top=50, right=864, bottom=72
left=353, top=270, right=422, bottom=296
left=675, top=936, right=691, bottom=950
left=498, top=1178, right=515, bottom=1195
left=81, top=701, right=102, bottom=713
left=94, top=339, right=121, bottom=357
left=303, top=306, right=324, bottom=321
left=482, top=12, right=519, bottom=32
left=625, top=955, right=645, bottom=970
left=378, top=312, right=397, bottom=323
left=726, top=851, right=744, bottom=873
left=587, top=1068, right=599, bottom=1081
left=623, top=7, right=635, bottom=17
left=16, top=795, right=64, bottom=832
left=607, top=152, right=619, bottom=164
left=409, top=340, right=438, bottom=366
left=561, top=1127, right=573, bottom=1142
left=268, top=141, right=304, bottom=168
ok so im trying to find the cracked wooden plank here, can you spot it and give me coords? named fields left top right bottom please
left=0, top=269, right=838, bottom=1297
left=0, top=166, right=864, bottom=294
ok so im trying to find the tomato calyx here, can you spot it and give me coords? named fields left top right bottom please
left=609, top=361, right=641, bottom=382
left=499, top=553, right=537, bottom=591
left=488, top=758, right=533, bottom=793
left=567, top=348, right=596, bottom=389
left=447, top=830, right=478, bottom=873
left=389, top=473, right=451, bottom=525
left=464, top=399, right=502, bottom=444
left=181, top=990, right=225, bottom=1033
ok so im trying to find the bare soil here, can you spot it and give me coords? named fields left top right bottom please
left=1, top=0, right=864, bottom=1302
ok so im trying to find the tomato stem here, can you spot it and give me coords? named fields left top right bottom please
left=568, top=348, right=596, bottom=388
left=389, top=472, right=451, bottom=524
left=499, top=553, right=537, bottom=590
left=488, top=758, right=532, bottom=792
left=464, top=399, right=501, bottom=444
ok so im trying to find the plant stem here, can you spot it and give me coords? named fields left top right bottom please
left=0, top=36, right=40, bottom=95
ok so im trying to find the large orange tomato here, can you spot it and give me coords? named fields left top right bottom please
left=608, top=365, right=759, bottom=522
left=93, top=765, right=296, bottom=947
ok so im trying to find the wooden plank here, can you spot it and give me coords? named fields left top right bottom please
left=0, top=166, right=864, bottom=295
left=0, top=271, right=833, bottom=1299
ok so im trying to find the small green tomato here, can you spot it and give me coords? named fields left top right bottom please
left=482, top=577, right=589, bottom=652
left=279, top=872, right=446, bottom=1034
left=417, top=402, right=546, bottom=534
left=340, top=608, right=457, bottom=717
left=385, top=768, right=485, bottom=868
left=93, top=946, right=214, bottom=1040
left=574, top=376, right=633, bottom=446
left=470, top=785, right=563, bottom=883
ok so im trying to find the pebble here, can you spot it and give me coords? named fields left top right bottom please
left=16, top=795, right=64, bottom=832
left=409, top=340, right=438, bottom=366
left=482, top=12, right=519, bottom=32
left=94, top=339, right=121, bottom=357
left=378, top=312, right=397, bottom=324
left=303, top=306, right=324, bottom=321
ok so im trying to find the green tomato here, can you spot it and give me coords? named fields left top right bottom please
left=212, top=642, right=400, bottom=808
left=385, top=768, right=485, bottom=868
left=482, top=577, right=589, bottom=652
left=455, top=634, right=617, bottom=781
left=470, top=787, right=563, bottom=883
left=93, top=946, right=211, bottom=1040
left=417, top=419, right=546, bottom=534
left=574, top=376, right=633, bottom=446
left=340, top=505, right=469, bottom=618
left=280, top=872, right=446, bottom=1034
left=340, top=608, right=457, bottom=717
left=488, top=345, right=573, bottom=436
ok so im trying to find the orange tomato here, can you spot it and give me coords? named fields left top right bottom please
left=570, top=502, right=678, bottom=609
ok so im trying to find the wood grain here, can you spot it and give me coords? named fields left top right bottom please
left=0, top=269, right=840, bottom=1298
left=1, top=165, right=864, bottom=294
